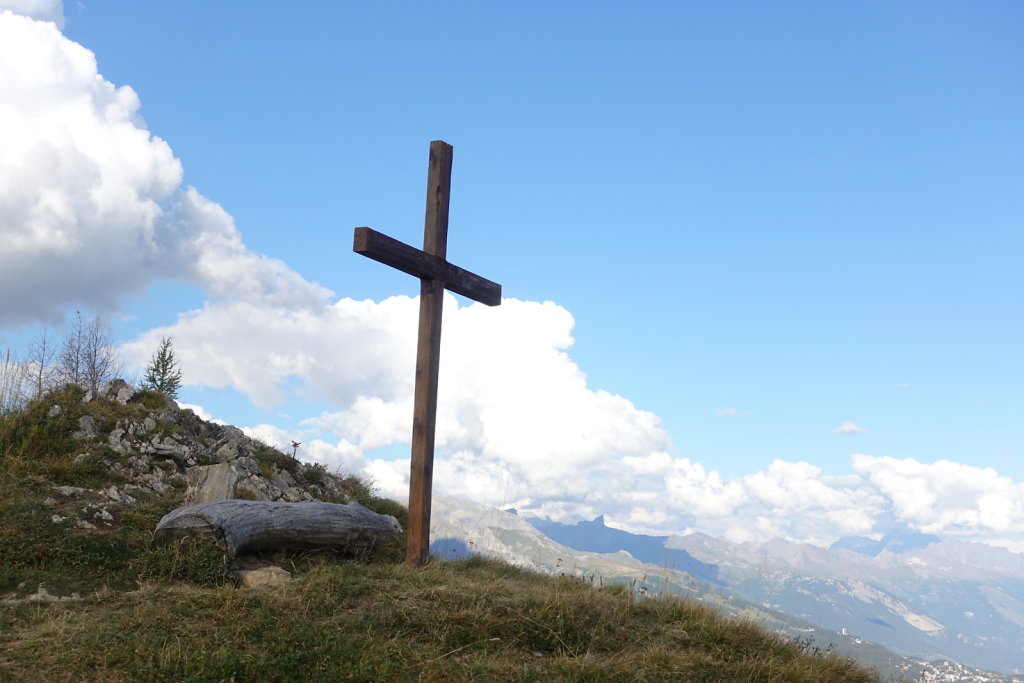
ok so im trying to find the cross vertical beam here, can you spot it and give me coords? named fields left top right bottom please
left=352, top=141, right=501, bottom=567
left=407, top=141, right=452, bottom=567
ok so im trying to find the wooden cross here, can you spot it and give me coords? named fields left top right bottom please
left=353, top=140, right=501, bottom=567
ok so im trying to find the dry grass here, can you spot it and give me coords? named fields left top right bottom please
left=0, top=556, right=880, bottom=682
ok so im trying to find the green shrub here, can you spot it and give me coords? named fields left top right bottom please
left=251, top=440, right=295, bottom=474
left=131, top=389, right=169, bottom=411
left=334, top=472, right=374, bottom=502
left=0, top=386, right=84, bottom=462
left=258, top=460, right=274, bottom=479
left=295, top=462, right=329, bottom=488
left=37, top=455, right=117, bottom=489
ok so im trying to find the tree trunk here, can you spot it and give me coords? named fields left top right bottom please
left=153, top=500, right=402, bottom=556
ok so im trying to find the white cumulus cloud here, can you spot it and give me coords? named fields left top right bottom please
left=0, top=1, right=62, bottom=27
left=0, top=11, right=329, bottom=327
left=609, top=454, right=884, bottom=543
left=833, top=420, right=866, bottom=435
left=124, top=294, right=675, bottom=513
left=123, top=288, right=1024, bottom=548
left=715, top=407, right=751, bottom=418
left=852, top=454, right=1024, bottom=537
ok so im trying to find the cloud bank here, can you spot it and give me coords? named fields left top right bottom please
left=128, top=286, right=1024, bottom=549
left=123, top=294, right=675, bottom=507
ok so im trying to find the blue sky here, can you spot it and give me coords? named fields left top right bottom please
left=2, top=1, right=1023, bottom=547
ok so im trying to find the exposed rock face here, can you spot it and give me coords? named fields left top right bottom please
left=65, top=379, right=348, bottom=505
left=83, top=378, right=135, bottom=405
left=73, top=415, right=98, bottom=439
left=185, top=462, right=248, bottom=504
left=183, top=458, right=307, bottom=505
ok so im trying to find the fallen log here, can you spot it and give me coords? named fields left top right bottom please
left=153, top=500, right=402, bottom=556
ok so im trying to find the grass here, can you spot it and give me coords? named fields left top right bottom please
left=0, top=388, right=880, bottom=681
left=0, top=557, right=879, bottom=682
left=0, top=487, right=234, bottom=596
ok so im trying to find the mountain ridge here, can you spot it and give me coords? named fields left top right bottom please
left=429, top=496, right=1024, bottom=679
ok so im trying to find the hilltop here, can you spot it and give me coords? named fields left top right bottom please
left=0, top=383, right=877, bottom=681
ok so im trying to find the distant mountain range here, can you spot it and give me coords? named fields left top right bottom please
left=429, top=496, right=1024, bottom=681
left=830, top=530, right=942, bottom=556
left=524, top=515, right=722, bottom=585
left=667, top=530, right=1024, bottom=675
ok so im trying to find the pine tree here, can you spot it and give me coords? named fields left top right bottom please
left=142, top=336, right=183, bottom=399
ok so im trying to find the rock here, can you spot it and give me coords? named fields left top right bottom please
left=53, top=486, right=87, bottom=498
left=270, top=468, right=297, bottom=492
left=236, top=466, right=280, bottom=501
left=107, top=428, right=129, bottom=454
left=235, top=481, right=273, bottom=502
left=100, top=379, right=136, bottom=405
left=26, top=586, right=80, bottom=603
left=126, top=454, right=150, bottom=472
left=1, top=586, right=81, bottom=606
left=93, top=507, right=115, bottom=523
left=281, top=487, right=307, bottom=502
left=72, top=415, right=98, bottom=440
left=30, top=379, right=373, bottom=534
left=214, top=440, right=244, bottom=463
left=152, top=438, right=190, bottom=467
left=237, top=566, right=292, bottom=589
left=138, top=473, right=176, bottom=495
left=181, top=456, right=283, bottom=504
left=103, top=486, right=137, bottom=504
left=184, top=459, right=262, bottom=504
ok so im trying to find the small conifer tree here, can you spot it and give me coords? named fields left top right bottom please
left=142, top=336, right=183, bottom=398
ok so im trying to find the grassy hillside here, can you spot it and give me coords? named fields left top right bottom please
left=0, top=387, right=880, bottom=681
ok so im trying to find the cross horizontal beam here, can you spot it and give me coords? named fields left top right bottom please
left=354, top=226, right=501, bottom=306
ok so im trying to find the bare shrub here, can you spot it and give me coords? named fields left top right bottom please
left=57, top=312, right=124, bottom=393
left=0, top=348, right=28, bottom=414
left=24, top=328, right=58, bottom=399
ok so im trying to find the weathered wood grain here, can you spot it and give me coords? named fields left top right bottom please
left=152, top=500, right=402, bottom=556
left=351, top=140, right=503, bottom=567
left=353, top=227, right=501, bottom=306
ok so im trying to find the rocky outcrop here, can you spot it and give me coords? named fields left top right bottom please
left=63, top=379, right=348, bottom=505
left=183, top=458, right=307, bottom=505
left=46, top=379, right=366, bottom=538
